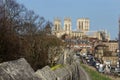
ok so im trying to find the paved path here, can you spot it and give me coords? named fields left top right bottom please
left=78, top=65, right=91, bottom=80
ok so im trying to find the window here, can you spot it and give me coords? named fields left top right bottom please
left=65, top=24, right=67, bottom=30
left=79, top=21, right=81, bottom=30
left=58, top=24, right=60, bottom=30
left=81, top=22, right=83, bottom=29
left=55, top=24, right=57, bottom=30
left=69, top=24, right=70, bottom=30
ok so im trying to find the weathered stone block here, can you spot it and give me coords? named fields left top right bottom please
left=54, top=67, right=70, bottom=80
left=0, top=58, right=41, bottom=80
left=35, top=66, right=56, bottom=80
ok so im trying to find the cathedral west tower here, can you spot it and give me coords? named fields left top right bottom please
left=64, top=17, right=72, bottom=34
left=54, top=18, right=62, bottom=31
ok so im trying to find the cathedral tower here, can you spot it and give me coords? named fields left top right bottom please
left=64, top=17, right=72, bottom=34
left=54, top=18, right=61, bottom=31
left=77, top=18, right=90, bottom=32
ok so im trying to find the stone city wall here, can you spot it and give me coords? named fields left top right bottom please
left=0, top=55, right=90, bottom=80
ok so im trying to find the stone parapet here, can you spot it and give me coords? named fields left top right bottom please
left=0, top=57, right=90, bottom=80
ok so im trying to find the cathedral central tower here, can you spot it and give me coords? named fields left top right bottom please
left=64, top=17, right=72, bottom=34
left=77, top=18, right=90, bottom=32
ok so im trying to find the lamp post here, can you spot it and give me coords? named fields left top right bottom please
left=118, top=18, right=120, bottom=68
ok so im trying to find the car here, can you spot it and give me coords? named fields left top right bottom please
left=110, top=67, right=115, bottom=73
left=114, top=67, right=120, bottom=76
left=97, top=64, right=105, bottom=73
left=111, top=67, right=120, bottom=76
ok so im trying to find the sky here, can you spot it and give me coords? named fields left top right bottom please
left=17, top=0, right=120, bottom=40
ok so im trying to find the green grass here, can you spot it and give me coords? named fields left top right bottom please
left=81, top=64, right=112, bottom=80
left=50, top=64, right=63, bottom=70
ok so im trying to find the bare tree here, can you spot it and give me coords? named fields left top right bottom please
left=0, top=0, right=65, bottom=70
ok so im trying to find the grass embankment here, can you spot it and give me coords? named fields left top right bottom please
left=81, top=64, right=112, bottom=80
left=50, top=64, right=63, bottom=70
